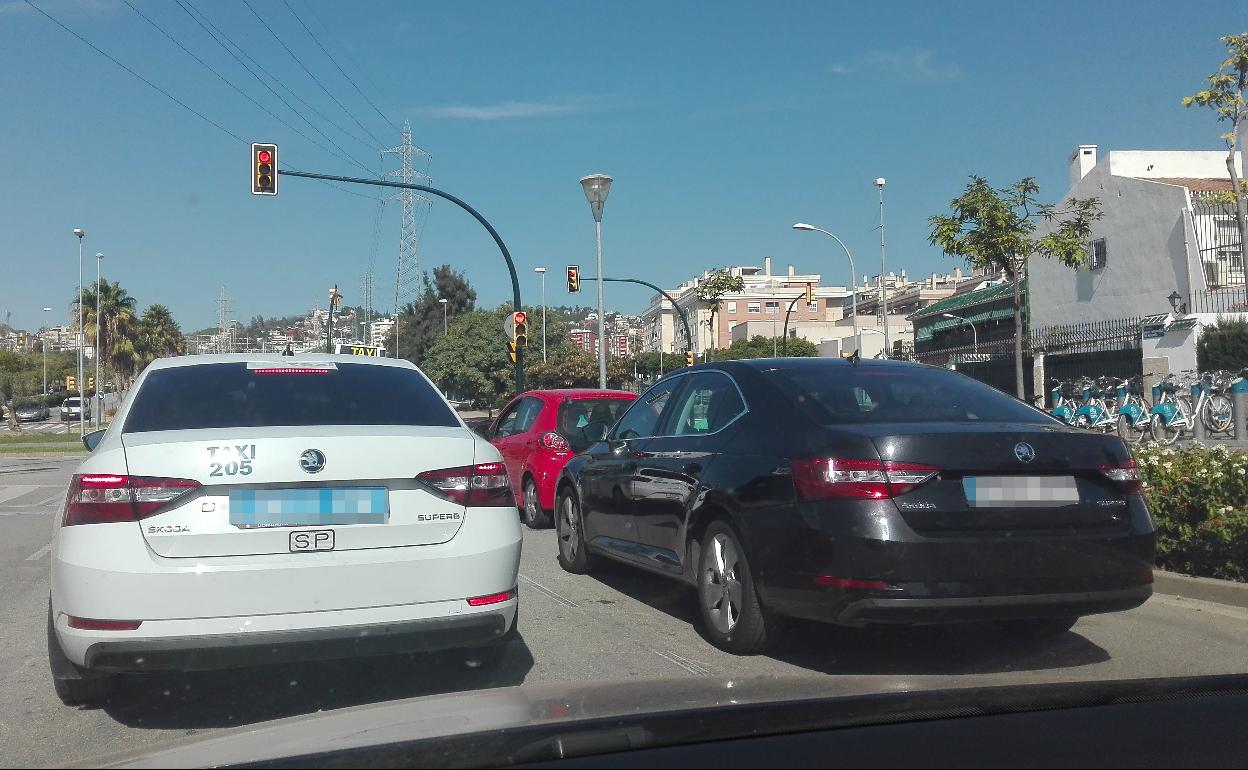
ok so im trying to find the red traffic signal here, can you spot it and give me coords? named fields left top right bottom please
left=513, top=311, right=527, bottom=326
left=251, top=142, right=278, bottom=195
left=566, top=265, right=581, bottom=293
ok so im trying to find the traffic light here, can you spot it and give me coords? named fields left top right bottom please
left=512, top=311, right=528, bottom=350
left=566, top=265, right=581, bottom=293
left=685, top=350, right=695, bottom=367
left=87, top=377, right=95, bottom=392
left=66, top=376, right=76, bottom=391
left=251, top=142, right=278, bottom=195
left=805, top=282, right=813, bottom=305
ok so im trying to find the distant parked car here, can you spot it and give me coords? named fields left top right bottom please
left=16, top=403, right=51, bottom=422
left=486, top=389, right=637, bottom=528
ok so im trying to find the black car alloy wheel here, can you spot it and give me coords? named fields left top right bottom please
left=556, top=490, right=595, bottom=574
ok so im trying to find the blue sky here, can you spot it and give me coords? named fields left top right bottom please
left=1, top=0, right=1243, bottom=332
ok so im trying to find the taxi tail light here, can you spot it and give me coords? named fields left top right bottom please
left=540, top=432, right=571, bottom=452
left=792, top=458, right=939, bottom=501
left=1099, top=459, right=1142, bottom=493
left=467, top=588, right=516, bottom=607
left=64, top=474, right=201, bottom=526
left=416, top=463, right=515, bottom=507
left=67, top=616, right=143, bottom=631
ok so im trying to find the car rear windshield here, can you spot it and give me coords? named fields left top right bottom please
left=63, top=399, right=81, bottom=407
left=557, top=397, right=632, bottom=451
left=764, top=364, right=1053, bottom=425
left=123, top=362, right=458, bottom=433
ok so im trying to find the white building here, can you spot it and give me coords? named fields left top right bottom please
left=640, top=257, right=852, bottom=354
left=369, top=318, right=395, bottom=349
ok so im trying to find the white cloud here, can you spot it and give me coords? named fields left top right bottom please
left=863, top=50, right=962, bottom=82
left=831, top=64, right=852, bottom=76
left=422, top=100, right=580, bottom=121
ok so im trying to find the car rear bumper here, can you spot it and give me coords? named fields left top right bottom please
left=59, top=598, right=517, bottom=673
left=749, top=497, right=1156, bottom=627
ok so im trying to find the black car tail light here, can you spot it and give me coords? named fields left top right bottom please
left=792, top=458, right=939, bottom=501
left=417, top=463, right=515, bottom=507
left=1099, top=459, right=1142, bottom=493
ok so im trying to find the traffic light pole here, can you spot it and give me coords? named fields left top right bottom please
left=781, top=293, right=806, bottom=356
left=277, top=169, right=524, bottom=392
left=581, top=277, right=693, bottom=360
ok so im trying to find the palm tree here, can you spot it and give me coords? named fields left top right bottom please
left=138, top=304, right=185, bottom=368
left=75, top=279, right=139, bottom=389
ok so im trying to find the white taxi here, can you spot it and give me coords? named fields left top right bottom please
left=48, top=355, right=521, bottom=706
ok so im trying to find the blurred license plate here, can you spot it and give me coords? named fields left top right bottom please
left=229, top=488, right=388, bottom=528
left=962, top=476, right=1079, bottom=508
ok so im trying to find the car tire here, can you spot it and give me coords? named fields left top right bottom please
left=522, top=477, right=551, bottom=530
left=995, top=616, right=1078, bottom=639
left=696, top=521, right=782, bottom=655
left=556, top=488, right=596, bottom=574
left=47, top=604, right=111, bottom=707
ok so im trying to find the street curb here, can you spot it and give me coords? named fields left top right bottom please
left=1153, top=570, right=1248, bottom=609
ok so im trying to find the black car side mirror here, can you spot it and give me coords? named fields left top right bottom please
left=83, top=429, right=106, bottom=452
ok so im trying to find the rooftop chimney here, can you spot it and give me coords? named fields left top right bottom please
left=1068, top=144, right=1097, bottom=189
left=788, top=264, right=795, bottom=277
left=764, top=256, right=772, bottom=276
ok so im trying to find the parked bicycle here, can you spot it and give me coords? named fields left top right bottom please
left=1114, top=376, right=1151, bottom=445
left=1073, top=376, right=1118, bottom=432
left=1149, top=370, right=1235, bottom=444
left=1047, top=378, right=1080, bottom=426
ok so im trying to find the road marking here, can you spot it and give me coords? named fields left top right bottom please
left=26, top=542, right=52, bottom=561
left=519, top=574, right=579, bottom=608
left=652, top=649, right=710, bottom=676
left=0, top=485, right=39, bottom=505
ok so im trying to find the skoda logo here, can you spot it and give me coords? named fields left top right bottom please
left=300, top=449, right=326, bottom=474
left=1014, top=442, right=1036, bottom=464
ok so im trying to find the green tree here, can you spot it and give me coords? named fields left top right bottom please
left=525, top=352, right=633, bottom=390
left=1197, top=316, right=1248, bottom=371
left=388, top=265, right=477, bottom=362
left=929, top=177, right=1102, bottom=399
left=712, top=335, right=819, bottom=360
left=421, top=309, right=514, bottom=407
left=138, top=304, right=186, bottom=369
left=695, top=271, right=745, bottom=360
left=76, top=278, right=140, bottom=389
left=0, top=352, right=40, bottom=432
left=1183, top=33, right=1248, bottom=254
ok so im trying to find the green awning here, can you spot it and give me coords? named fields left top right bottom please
left=1169, top=317, right=1198, bottom=330
left=910, top=281, right=1017, bottom=321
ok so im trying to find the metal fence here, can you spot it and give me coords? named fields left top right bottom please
left=1191, top=286, right=1248, bottom=314
left=1028, top=317, right=1142, bottom=354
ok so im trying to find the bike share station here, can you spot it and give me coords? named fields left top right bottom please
left=1044, top=312, right=1248, bottom=444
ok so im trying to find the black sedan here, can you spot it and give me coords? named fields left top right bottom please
left=554, top=358, right=1155, bottom=654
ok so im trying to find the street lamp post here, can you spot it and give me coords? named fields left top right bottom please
left=792, top=223, right=859, bottom=352
left=875, top=178, right=890, bottom=358
left=94, top=251, right=103, bottom=428
left=439, top=298, right=448, bottom=335
left=42, top=307, right=51, bottom=397
left=943, top=312, right=978, bottom=352
left=533, top=267, right=547, bottom=363
left=580, top=174, right=612, bottom=388
left=72, top=228, right=85, bottom=438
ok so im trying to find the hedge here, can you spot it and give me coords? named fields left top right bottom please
left=1136, top=443, right=1248, bottom=582
left=1197, top=317, right=1248, bottom=373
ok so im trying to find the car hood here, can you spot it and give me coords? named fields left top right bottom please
left=84, top=673, right=1248, bottom=769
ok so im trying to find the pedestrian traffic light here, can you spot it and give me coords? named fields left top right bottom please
left=567, top=265, right=580, bottom=293
left=805, top=282, right=813, bottom=305
left=512, top=311, right=528, bottom=350
left=66, top=376, right=76, bottom=391
left=686, top=350, right=695, bottom=367
left=251, top=142, right=278, bottom=195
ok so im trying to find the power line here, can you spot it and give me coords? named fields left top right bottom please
left=237, top=0, right=385, bottom=148
left=279, top=0, right=399, bottom=136
left=120, top=0, right=374, bottom=176
left=303, top=2, right=391, bottom=119
left=23, top=0, right=245, bottom=144
left=177, top=0, right=376, bottom=151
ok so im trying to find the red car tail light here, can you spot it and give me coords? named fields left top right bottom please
left=467, top=588, right=516, bottom=607
left=1099, top=459, right=1142, bottom=493
left=540, top=432, right=571, bottom=452
left=63, top=474, right=201, bottom=526
left=67, top=616, right=143, bottom=631
left=792, top=458, right=939, bottom=501
left=417, top=463, right=515, bottom=507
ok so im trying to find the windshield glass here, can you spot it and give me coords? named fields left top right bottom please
left=557, top=398, right=632, bottom=451
left=124, top=363, right=457, bottom=431
left=4, top=3, right=1247, bottom=768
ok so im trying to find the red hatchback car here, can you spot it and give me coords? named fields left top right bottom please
left=487, top=389, right=636, bottom=528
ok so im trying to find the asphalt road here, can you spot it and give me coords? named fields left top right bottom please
left=3, top=456, right=1247, bottom=768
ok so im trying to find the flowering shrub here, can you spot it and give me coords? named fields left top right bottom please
left=1134, top=443, right=1248, bottom=582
